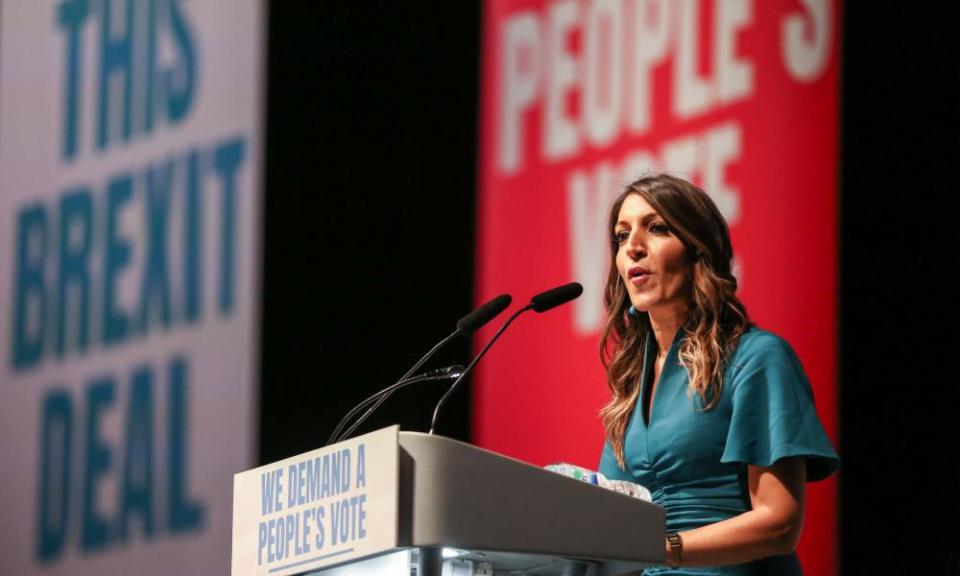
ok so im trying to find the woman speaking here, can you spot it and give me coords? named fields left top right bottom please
left=597, top=174, right=838, bottom=575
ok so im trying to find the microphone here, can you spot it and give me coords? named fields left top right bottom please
left=530, top=282, right=584, bottom=312
left=326, top=294, right=511, bottom=444
left=330, top=365, right=464, bottom=445
left=457, top=294, right=512, bottom=334
left=428, top=282, right=583, bottom=434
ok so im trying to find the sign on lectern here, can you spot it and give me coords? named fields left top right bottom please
left=232, top=426, right=400, bottom=576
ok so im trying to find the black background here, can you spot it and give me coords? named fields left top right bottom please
left=260, top=3, right=481, bottom=460
left=838, top=2, right=960, bottom=573
left=261, top=2, right=960, bottom=573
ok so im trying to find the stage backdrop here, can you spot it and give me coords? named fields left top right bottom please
left=0, top=0, right=263, bottom=574
left=476, top=0, right=838, bottom=574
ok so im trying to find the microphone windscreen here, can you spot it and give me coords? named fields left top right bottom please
left=530, top=282, right=583, bottom=313
left=456, top=294, right=512, bottom=335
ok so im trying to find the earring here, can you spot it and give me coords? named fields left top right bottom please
left=627, top=305, right=637, bottom=316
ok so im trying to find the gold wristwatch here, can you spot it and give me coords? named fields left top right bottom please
left=666, top=532, right=683, bottom=568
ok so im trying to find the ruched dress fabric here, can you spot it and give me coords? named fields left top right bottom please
left=598, top=328, right=839, bottom=575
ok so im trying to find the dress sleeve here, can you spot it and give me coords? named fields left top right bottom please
left=598, top=441, right=635, bottom=482
left=720, top=333, right=839, bottom=482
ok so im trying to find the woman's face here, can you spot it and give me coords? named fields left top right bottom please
left=614, top=194, right=691, bottom=316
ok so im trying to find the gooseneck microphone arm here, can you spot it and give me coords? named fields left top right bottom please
left=428, top=281, right=584, bottom=435
left=326, top=331, right=459, bottom=445
left=428, top=305, right=532, bottom=435
left=331, top=365, right=464, bottom=445
left=326, top=294, right=512, bottom=445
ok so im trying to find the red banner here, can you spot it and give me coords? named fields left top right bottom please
left=475, top=0, right=839, bottom=573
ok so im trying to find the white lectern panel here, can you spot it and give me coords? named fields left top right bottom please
left=232, top=427, right=399, bottom=576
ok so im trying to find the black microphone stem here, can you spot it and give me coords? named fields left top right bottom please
left=327, top=329, right=460, bottom=445
left=334, top=366, right=463, bottom=444
left=428, top=304, right=533, bottom=435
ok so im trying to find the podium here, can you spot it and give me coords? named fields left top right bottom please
left=232, top=427, right=665, bottom=576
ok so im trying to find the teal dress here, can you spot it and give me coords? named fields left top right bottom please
left=598, top=327, right=839, bottom=575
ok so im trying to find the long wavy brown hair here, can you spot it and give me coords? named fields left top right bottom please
left=600, top=174, right=751, bottom=469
